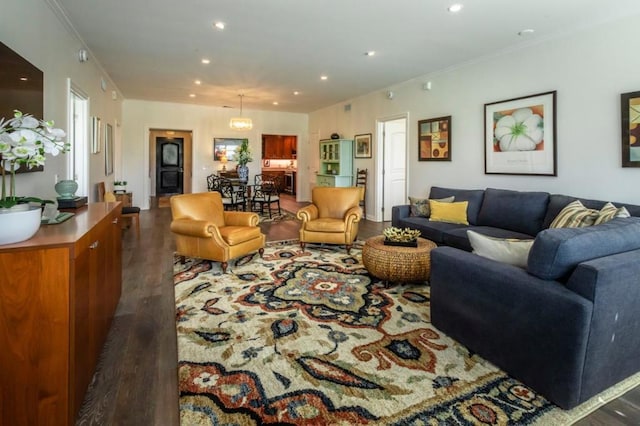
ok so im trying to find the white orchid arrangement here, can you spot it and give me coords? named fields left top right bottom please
left=0, top=110, right=68, bottom=209
left=236, top=138, right=253, bottom=166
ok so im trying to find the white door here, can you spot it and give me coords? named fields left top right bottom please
left=378, top=117, right=407, bottom=221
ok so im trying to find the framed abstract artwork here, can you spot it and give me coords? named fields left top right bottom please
left=484, top=91, right=557, bottom=176
left=418, top=116, right=451, bottom=161
left=354, top=133, right=372, bottom=158
left=621, top=90, right=640, bottom=167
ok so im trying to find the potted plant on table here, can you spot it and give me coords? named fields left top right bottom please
left=235, top=138, right=253, bottom=182
left=0, top=110, right=68, bottom=244
left=114, top=180, right=127, bottom=193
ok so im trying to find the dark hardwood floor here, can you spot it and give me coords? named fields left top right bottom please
left=77, top=194, right=640, bottom=425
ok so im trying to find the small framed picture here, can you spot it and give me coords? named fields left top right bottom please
left=91, top=116, right=101, bottom=154
left=418, top=116, right=451, bottom=161
left=621, top=90, right=640, bottom=167
left=354, top=133, right=372, bottom=158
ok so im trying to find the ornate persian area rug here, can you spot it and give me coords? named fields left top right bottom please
left=174, top=241, right=640, bottom=425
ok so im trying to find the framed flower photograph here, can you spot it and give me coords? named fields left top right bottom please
left=354, top=133, right=372, bottom=158
left=621, top=90, right=640, bottom=167
left=484, top=91, right=557, bottom=176
left=418, top=116, right=451, bottom=161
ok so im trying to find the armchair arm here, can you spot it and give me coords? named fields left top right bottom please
left=224, top=211, right=260, bottom=227
left=170, top=219, right=216, bottom=238
left=297, top=204, right=319, bottom=222
left=344, top=206, right=362, bottom=227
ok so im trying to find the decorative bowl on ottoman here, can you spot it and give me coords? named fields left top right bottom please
left=382, top=226, right=421, bottom=247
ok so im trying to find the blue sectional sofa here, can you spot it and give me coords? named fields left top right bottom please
left=392, top=187, right=640, bottom=409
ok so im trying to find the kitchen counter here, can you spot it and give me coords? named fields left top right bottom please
left=262, top=167, right=297, bottom=172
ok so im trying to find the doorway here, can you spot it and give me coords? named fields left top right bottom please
left=156, top=137, right=184, bottom=196
left=376, top=115, right=408, bottom=221
left=149, top=129, right=192, bottom=207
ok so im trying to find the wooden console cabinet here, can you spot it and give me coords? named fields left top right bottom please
left=0, top=202, right=123, bottom=426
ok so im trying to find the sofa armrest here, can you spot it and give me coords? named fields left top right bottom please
left=564, top=248, right=640, bottom=402
left=430, top=246, right=593, bottom=409
left=392, top=205, right=411, bottom=227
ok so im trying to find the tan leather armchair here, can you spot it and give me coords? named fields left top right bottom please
left=297, top=187, right=362, bottom=253
left=170, top=192, right=265, bottom=273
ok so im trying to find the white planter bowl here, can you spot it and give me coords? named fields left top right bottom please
left=0, top=206, right=42, bottom=245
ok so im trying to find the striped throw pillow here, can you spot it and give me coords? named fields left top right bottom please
left=550, top=200, right=599, bottom=228
left=593, top=202, right=631, bottom=225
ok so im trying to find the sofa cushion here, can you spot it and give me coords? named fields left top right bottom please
left=550, top=200, right=599, bottom=228
left=429, top=186, right=485, bottom=225
left=409, top=195, right=454, bottom=217
left=543, top=194, right=640, bottom=229
left=429, top=200, right=469, bottom=225
left=527, top=217, right=640, bottom=281
left=477, top=188, right=549, bottom=236
left=467, top=230, right=534, bottom=268
left=442, top=226, right=535, bottom=251
left=396, top=215, right=467, bottom=245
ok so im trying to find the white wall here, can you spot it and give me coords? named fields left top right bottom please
left=2, top=0, right=123, bottom=202
left=122, top=100, right=308, bottom=209
left=310, top=14, right=640, bottom=214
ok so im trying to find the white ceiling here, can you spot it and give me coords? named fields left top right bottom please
left=55, top=0, right=640, bottom=113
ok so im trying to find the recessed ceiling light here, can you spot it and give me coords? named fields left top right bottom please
left=189, top=94, right=196, bottom=98
left=448, top=4, right=463, bottom=13
left=194, top=80, right=201, bottom=85
left=201, top=58, right=210, bottom=64
left=518, top=29, right=535, bottom=36
left=293, top=91, right=300, bottom=95
left=320, top=75, right=328, bottom=80
left=214, top=21, right=225, bottom=30
left=365, top=51, right=376, bottom=56
left=273, top=101, right=279, bottom=106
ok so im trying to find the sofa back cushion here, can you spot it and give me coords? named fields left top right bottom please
left=429, top=186, right=485, bottom=225
left=477, top=188, right=549, bottom=236
left=542, top=194, right=640, bottom=229
left=527, top=217, right=640, bottom=281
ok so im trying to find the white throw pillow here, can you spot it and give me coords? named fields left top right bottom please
left=467, top=230, right=534, bottom=268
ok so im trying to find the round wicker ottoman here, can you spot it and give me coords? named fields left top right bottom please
left=362, top=235, right=437, bottom=284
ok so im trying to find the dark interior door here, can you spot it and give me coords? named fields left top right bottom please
left=156, top=137, right=184, bottom=196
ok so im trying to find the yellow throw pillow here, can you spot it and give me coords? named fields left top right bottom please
left=429, top=200, right=469, bottom=225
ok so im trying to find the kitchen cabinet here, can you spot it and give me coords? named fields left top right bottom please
left=316, top=139, right=353, bottom=187
left=262, top=134, right=297, bottom=159
left=261, top=169, right=286, bottom=192
left=0, top=202, right=123, bottom=426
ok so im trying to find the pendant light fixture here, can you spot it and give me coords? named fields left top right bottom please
left=229, top=94, right=253, bottom=131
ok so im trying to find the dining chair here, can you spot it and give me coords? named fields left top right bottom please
left=103, top=190, right=141, bottom=239
left=252, top=174, right=281, bottom=218
left=355, top=168, right=368, bottom=218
